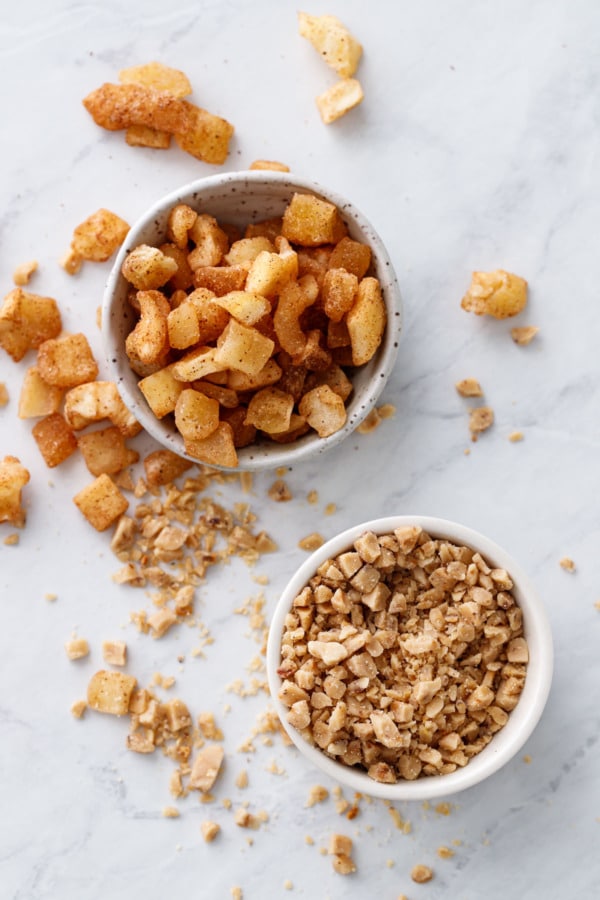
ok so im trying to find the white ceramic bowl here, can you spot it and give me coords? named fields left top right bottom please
left=102, top=171, right=402, bottom=471
left=266, top=515, right=553, bottom=800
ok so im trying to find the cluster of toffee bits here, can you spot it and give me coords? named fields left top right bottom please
left=122, top=192, right=387, bottom=468
left=277, top=526, right=529, bottom=783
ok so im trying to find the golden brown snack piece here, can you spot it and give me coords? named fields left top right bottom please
left=461, top=270, right=527, bottom=318
left=143, top=449, right=193, bottom=486
left=174, top=103, right=235, bottom=165
left=87, top=670, right=137, bottom=715
left=346, top=277, right=386, bottom=365
left=455, top=378, right=483, bottom=398
left=298, top=13, right=363, bottom=77
left=282, top=193, right=346, bottom=246
left=78, top=426, right=140, bottom=476
left=83, top=82, right=194, bottom=133
left=32, top=412, right=78, bottom=468
left=0, top=456, right=30, bottom=527
left=73, top=473, right=129, bottom=531
left=64, top=381, right=141, bottom=436
left=66, top=209, right=130, bottom=269
left=511, top=325, right=539, bottom=345
left=37, top=333, right=99, bottom=388
left=118, top=61, right=192, bottom=98
left=469, top=406, right=494, bottom=440
left=0, top=289, right=62, bottom=362
left=411, top=864, right=434, bottom=884
left=13, top=260, right=38, bottom=286
left=18, top=367, right=63, bottom=418
left=249, top=159, right=290, bottom=172
left=102, top=640, right=127, bottom=666
left=65, top=638, right=90, bottom=661
left=316, top=78, right=364, bottom=125
left=0, top=383, right=8, bottom=407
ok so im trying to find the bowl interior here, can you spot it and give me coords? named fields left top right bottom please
left=102, top=172, right=403, bottom=471
left=266, top=515, right=553, bottom=800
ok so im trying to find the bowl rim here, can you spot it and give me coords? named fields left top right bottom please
left=101, top=170, right=403, bottom=472
left=266, top=515, right=554, bottom=800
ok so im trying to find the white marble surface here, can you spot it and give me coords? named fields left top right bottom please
left=1, top=1, right=599, bottom=898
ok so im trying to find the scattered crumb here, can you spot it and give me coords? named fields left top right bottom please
left=306, top=785, right=329, bottom=807
left=452, top=839, right=463, bottom=847
left=268, top=479, right=292, bottom=502
left=305, top=834, right=314, bottom=845
left=469, top=406, right=494, bottom=440
left=455, top=378, right=483, bottom=398
left=511, top=326, right=539, bottom=346
left=523, top=754, right=532, bottom=764
left=3, top=533, right=19, bottom=546
left=198, top=711, right=224, bottom=740
left=45, top=592, right=57, bottom=601
left=70, top=700, right=87, bottom=719
left=386, top=859, right=394, bottom=868
left=201, top=820, right=220, bottom=842
left=13, top=259, right=38, bottom=286
left=298, top=532, right=324, bottom=551
left=102, top=640, right=127, bottom=666
left=324, top=503, right=336, bottom=516
left=411, top=864, right=434, bottom=884
left=231, top=888, right=243, bottom=900
left=463, top=448, right=471, bottom=456
left=235, top=769, right=249, bottom=789
left=0, top=383, right=8, bottom=407
left=162, top=806, right=180, bottom=818
left=560, top=557, right=576, bottom=572
left=594, top=601, right=600, bottom=612
left=240, top=471, right=253, bottom=494
left=387, top=806, right=411, bottom=834
left=437, top=845, right=455, bottom=859
left=283, top=880, right=293, bottom=891
left=357, top=402, right=396, bottom=434
left=508, top=431, right=524, bottom=442
left=65, top=638, right=90, bottom=661
left=378, top=403, right=396, bottom=419
left=435, top=802, right=453, bottom=816
left=307, top=490, right=319, bottom=504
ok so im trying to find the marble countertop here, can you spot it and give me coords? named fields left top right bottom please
left=2, top=1, right=599, bottom=898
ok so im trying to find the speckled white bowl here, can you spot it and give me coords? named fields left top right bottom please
left=266, top=515, right=553, bottom=800
left=102, top=171, right=402, bottom=471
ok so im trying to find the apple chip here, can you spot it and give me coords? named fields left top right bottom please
left=0, top=456, right=30, bottom=527
left=245, top=387, right=294, bottom=434
left=184, top=421, right=239, bottom=468
left=298, top=384, right=347, bottom=437
left=83, top=82, right=194, bottom=133
left=0, top=289, right=62, bottom=362
left=214, top=319, right=274, bottom=376
left=122, top=246, right=178, bottom=290
left=78, top=426, right=140, bottom=476
left=212, top=291, right=270, bottom=326
left=125, top=291, right=170, bottom=366
left=18, top=367, right=63, bottom=418
left=282, top=193, right=346, bottom=247
left=298, top=12, right=363, bottom=77
left=139, top=365, right=187, bottom=420
left=73, top=473, right=129, bottom=532
left=32, top=413, right=78, bottom=468
left=37, top=333, right=99, bottom=388
left=118, top=61, right=192, bottom=98
left=68, top=208, right=130, bottom=266
left=346, top=277, right=386, bottom=365
left=316, top=78, right=364, bottom=125
left=87, top=670, right=137, bottom=716
left=174, top=102, right=234, bottom=165
left=64, top=381, right=141, bottom=436
left=461, top=270, right=528, bottom=319
left=174, top=388, right=220, bottom=441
